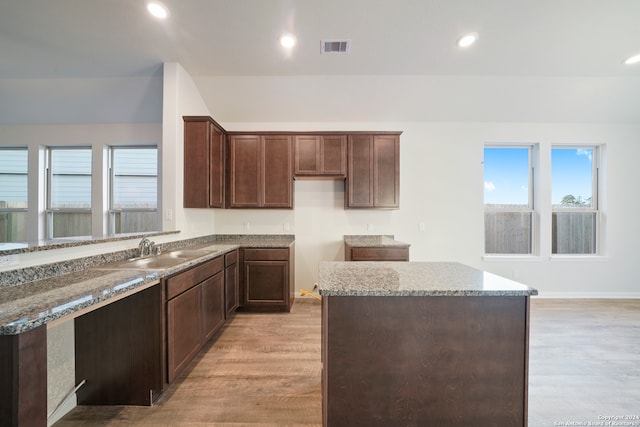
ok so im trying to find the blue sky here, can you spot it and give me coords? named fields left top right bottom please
left=484, top=147, right=593, bottom=206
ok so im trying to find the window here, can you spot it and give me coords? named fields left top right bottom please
left=551, top=146, right=599, bottom=254
left=484, top=146, right=534, bottom=254
left=0, top=148, right=28, bottom=242
left=109, top=146, right=159, bottom=234
left=46, top=147, right=92, bottom=238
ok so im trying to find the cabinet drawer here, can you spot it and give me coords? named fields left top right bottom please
left=225, top=249, right=238, bottom=266
left=166, top=256, right=224, bottom=300
left=243, top=248, right=289, bottom=261
left=350, top=247, right=409, bottom=261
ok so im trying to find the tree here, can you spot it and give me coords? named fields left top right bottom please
left=560, top=194, right=590, bottom=207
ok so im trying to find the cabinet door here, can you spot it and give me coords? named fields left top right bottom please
left=183, top=117, right=225, bottom=208
left=262, top=135, right=293, bottom=208
left=228, top=135, right=261, bottom=208
left=347, top=135, right=374, bottom=207
left=321, top=135, right=347, bottom=176
left=167, top=285, right=202, bottom=383
left=183, top=118, right=210, bottom=208
left=346, top=134, right=399, bottom=208
left=294, top=135, right=320, bottom=175
left=244, top=261, right=288, bottom=306
left=209, top=124, right=225, bottom=208
left=372, top=135, right=399, bottom=208
left=201, top=272, right=225, bottom=342
left=225, top=262, right=239, bottom=317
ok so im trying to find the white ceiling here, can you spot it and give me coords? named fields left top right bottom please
left=2, top=0, right=640, bottom=79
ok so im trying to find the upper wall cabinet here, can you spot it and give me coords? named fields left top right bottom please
left=346, top=134, right=400, bottom=209
left=227, top=134, right=293, bottom=209
left=183, top=116, right=225, bottom=208
left=294, top=135, right=347, bottom=178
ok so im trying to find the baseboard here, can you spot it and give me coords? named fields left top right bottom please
left=534, top=292, right=640, bottom=299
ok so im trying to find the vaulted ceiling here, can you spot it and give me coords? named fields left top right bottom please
left=2, top=0, right=639, bottom=78
left=1, top=1, right=639, bottom=124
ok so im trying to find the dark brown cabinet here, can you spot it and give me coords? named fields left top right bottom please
left=345, top=246, right=409, bottom=261
left=183, top=116, right=225, bottom=208
left=294, top=134, right=346, bottom=177
left=166, top=284, right=202, bottom=382
left=201, top=272, right=225, bottom=342
left=240, top=245, right=294, bottom=312
left=225, top=249, right=239, bottom=317
left=165, top=256, right=225, bottom=382
left=346, top=134, right=400, bottom=208
left=227, top=134, right=293, bottom=208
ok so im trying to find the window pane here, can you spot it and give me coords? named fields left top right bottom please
left=51, top=212, right=92, bottom=238
left=484, top=147, right=530, bottom=208
left=0, top=148, right=28, bottom=208
left=0, top=212, right=27, bottom=242
left=484, top=146, right=533, bottom=255
left=50, top=149, right=92, bottom=209
left=552, top=212, right=596, bottom=254
left=113, top=148, right=158, bottom=209
left=485, top=211, right=532, bottom=254
left=113, top=211, right=159, bottom=234
left=552, top=148, right=593, bottom=209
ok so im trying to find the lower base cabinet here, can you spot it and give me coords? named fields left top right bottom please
left=345, top=246, right=409, bottom=261
left=202, top=272, right=225, bottom=342
left=225, top=250, right=239, bottom=317
left=167, top=284, right=203, bottom=383
left=165, top=255, right=230, bottom=383
left=240, top=245, right=294, bottom=312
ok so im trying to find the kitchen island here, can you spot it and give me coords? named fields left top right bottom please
left=318, top=261, right=537, bottom=427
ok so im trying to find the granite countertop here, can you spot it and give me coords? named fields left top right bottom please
left=343, top=235, right=410, bottom=248
left=0, top=235, right=294, bottom=335
left=318, top=261, right=538, bottom=297
left=0, top=230, right=180, bottom=255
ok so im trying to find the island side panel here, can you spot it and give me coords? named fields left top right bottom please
left=323, top=295, right=529, bottom=427
left=0, top=325, right=47, bottom=427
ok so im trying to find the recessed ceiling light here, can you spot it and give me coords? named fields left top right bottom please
left=280, top=34, right=296, bottom=48
left=147, top=2, right=168, bottom=19
left=457, top=32, right=478, bottom=48
left=623, top=53, right=640, bottom=65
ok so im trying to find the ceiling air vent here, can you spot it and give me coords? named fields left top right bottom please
left=321, top=39, right=351, bottom=54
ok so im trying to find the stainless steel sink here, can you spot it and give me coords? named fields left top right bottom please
left=163, top=249, right=210, bottom=259
left=100, top=249, right=210, bottom=270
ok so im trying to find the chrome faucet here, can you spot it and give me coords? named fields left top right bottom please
left=137, top=238, right=155, bottom=258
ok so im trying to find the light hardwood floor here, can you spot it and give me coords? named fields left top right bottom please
left=55, top=298, right=640, bottom=426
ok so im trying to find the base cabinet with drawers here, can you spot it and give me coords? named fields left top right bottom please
left=165, top=251, right=238, bottom=383
left=240, top=245, right=295, bottom=312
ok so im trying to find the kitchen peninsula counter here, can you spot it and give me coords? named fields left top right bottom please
left=319, top=261, right=537, bottom=427
left=0, top=234, right=293, bottom=426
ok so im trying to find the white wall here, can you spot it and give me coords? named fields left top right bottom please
left=161, top=63, right=218, bottom=238
left=202, top=120, right=639, bottom=297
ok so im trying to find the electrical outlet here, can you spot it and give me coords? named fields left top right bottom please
left=283, top=222, right=290, bottom=232
left=165, top=208, right=173, bottom=221
left=367, top=223, right=374, bottom=232
left=419, top=222, right=425, bottom=231
left=244, top=222, right=251, bottom=231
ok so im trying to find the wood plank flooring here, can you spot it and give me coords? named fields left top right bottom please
left=55, top=298, right=640, bottom=427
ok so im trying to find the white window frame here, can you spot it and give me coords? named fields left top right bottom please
left=483, top=144, right=537, bottom=256
left=108, top=145, right=159, bottom=234
left=551, top=145, right=601, bottom=256
left=45, top=146, right=93, bottom=239
left=0, top=147, right=29, bottom=242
